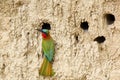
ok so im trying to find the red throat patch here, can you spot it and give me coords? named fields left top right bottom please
left=42, top=33, right=47, bottom=38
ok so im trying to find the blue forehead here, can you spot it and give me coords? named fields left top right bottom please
left=42, top=29, right=49, bottom=33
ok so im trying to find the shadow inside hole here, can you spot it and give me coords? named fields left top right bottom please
left=80, top=21, right=89, bottom=30
left=94, top=36, right=106, bottom=43
left=42, top=22, right=51, bottom=30
left=105, top=13, right=115, bottom=25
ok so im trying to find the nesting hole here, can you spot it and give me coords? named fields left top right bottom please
left=80, top=21, right=89, bottom=30
left=42, top=23, right=51, bottom=30
left=105, top=13, right=115, bottom=25
left=94, top=36, right=106, bottom=43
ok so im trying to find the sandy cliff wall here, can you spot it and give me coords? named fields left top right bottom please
left=0, top=0, right=120, bottom=80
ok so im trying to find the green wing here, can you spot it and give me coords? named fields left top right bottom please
left=42, top=38, right=55, bottom=62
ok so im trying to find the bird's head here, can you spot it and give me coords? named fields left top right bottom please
left=36, top=29, right=49, bottom=39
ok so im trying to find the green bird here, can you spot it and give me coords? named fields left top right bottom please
left=36, top=29, right=55, bottom=76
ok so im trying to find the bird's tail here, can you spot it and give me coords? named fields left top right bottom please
left=39, top=57, right=55, bottom=76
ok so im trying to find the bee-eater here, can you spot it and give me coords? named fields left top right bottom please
left=36, top=29, right=55, bottom=76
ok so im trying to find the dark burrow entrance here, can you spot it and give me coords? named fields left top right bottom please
left=80, top=21, right=89, bottom=30
left=42, top=22, right=51, bottom=30
left=94, top=36, right=106, bottom=43
left=104, top=13, right=115, bottom=25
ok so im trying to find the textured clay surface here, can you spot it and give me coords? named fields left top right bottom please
left=0, top=0, right=120, bottom=80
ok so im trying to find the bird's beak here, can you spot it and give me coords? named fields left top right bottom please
left=35, top=29, right=42, bottom=32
